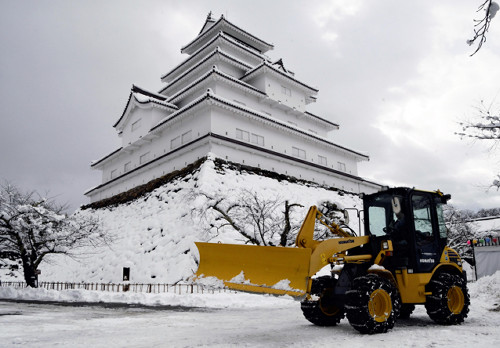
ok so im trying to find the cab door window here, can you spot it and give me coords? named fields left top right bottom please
left=368, top=206, right=388, bottom=237
left=411, top=194, right=435, bottom=245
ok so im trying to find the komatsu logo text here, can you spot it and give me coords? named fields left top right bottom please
left=339, top=239, right=355, bottom=245
left=420, top=258, right=435, bottom=263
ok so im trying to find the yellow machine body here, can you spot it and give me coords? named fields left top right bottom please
left=195, top=204, right=464, bottom=302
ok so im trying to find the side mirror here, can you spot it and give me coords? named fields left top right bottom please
left=391, top=197, right=401, bottom=215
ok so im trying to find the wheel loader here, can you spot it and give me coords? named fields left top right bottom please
left=195, top=187, right=470, bottom=334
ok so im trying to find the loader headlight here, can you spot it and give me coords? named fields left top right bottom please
left=382, top=241, right=389, bottom=250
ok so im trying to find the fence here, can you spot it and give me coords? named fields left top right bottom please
left=0, top=281, right=230, bottom=295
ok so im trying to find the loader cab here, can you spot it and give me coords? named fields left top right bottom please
left=363, top=188, right=450, bottom=273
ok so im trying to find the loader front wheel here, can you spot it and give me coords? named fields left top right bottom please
left=425, top=272, right=470, bottom=325
left=301, top=276, right=344, bottom=326
left=345, top=274, right=400, bottom=334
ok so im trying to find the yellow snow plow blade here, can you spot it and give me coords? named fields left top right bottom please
left=195, top=242, right=311, bottom=297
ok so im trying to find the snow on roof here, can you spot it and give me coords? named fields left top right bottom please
left=241, top=61, right=319, bottom=94
left=159, top=47, right=253, bottom=95
left=167, top=65, right=266, bottom=104
left=90, top=147, right=123, bottom=168
left=161, top=31, right=266, bottom=83
left=304, top=111, right=339, bottom=129
left=113, top=86, right=178, bottom=129
left=131, top=85, right=167, bottom=101
left=181, top=15, right=274, bottom=55
left=469, top=216, right=500, bottom=234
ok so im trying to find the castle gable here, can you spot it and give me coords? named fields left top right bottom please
left=181, top=15, right=274, bottom=55
left=114, top=86, right=178, bottom=147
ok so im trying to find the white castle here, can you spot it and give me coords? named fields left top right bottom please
left=85, top=13, right=380, bottom=203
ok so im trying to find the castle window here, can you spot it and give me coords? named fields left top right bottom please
left=337, top=162, right=346, bottom=172
left=292, top=147, right=306, bottom=159
left=281, top=86, right=291, bottom=96
left=182, top=130, right=192, bottom=144
left=251, top=133, right=264, bottom=146
left=171, top=136, right=181, bottom=149
left=236, top=128, right=250, bottom=142
left=318, top=155, right=327, bottom=166
left=131, top=119, right=141, bottom=132
left=124, top=161, right=131, bottom=172
left=140, top=152, right=150, bottom=164
left=110, top=169, right=117, bottom=179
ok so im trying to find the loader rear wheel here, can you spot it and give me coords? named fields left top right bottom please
left=345, top=274, right=400, bottom=334
left=300, top=276, right=344, bottom=326
left=425, top=272, right=470, bottom=325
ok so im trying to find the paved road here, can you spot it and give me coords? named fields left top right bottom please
left=0, top=300, right=498, bottom=347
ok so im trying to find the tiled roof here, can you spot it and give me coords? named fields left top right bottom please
left=181, top=15, right=274, bottom=55
left=167, top=66, right=266, bottom=103
left=113, top=86, right=178, bottom=129
left=161, top=31, right=265, bottom=82
left=158, top=48, right=252, bottom=95
left=242, top=61, right=319, bottom=93
left=304, top=111, right=339, bottom=128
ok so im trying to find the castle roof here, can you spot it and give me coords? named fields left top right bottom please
left=181, top=14, right=274, bottom=55
left=242, top=61, right=319, bottom=95
left=161, top=31, right=266, bottom=83
left=159, top=47, right=252, bottom=95
left=113, top=85, right=178, bottom=130
left=167, top=65, right=266, bottom=104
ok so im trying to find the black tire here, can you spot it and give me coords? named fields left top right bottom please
left=300, top=276, right=345, bottom=326
left=345, top=274, right=401, bottom=334
left=425, top=272, right=470, bottom=325
left=398, top=304, right=415, bottom=319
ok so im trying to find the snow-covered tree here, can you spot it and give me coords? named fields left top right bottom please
left=194, top=189, right=303, bottom=246
left=443, top=205, right=476, bottom=263
left=0, top=182, right=109, bottom=287
left=468, top=0, right=499, bottom=56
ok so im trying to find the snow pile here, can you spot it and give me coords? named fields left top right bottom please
left=467, top=271, right=500, bottom=311
left=193, top=275, right=225, bottom=288
left=271, top=279, right=294, bottom=291
left=26, top=156, right=361, bottom=284
left=229, top=271, right=251, bottom=284
left=0, top=286, right=295, bottom=309
left=2, top=271, right=499, bottom=311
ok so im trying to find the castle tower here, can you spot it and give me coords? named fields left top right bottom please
left=85, top=13, right=379, bottom=203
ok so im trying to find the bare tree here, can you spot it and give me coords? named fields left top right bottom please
left=194, top=189, right=303, bottom=246
left=0, top=182, right=110, bottom=287
left=468, top=0, right=499, bottom=56
left=457, top=100, right=500, bottom=190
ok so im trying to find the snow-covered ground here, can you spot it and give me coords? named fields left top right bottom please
left=0, top=272, right=499, bottom=347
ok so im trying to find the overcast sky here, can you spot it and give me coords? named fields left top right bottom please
left=1, top=0, right=500, bottom=212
